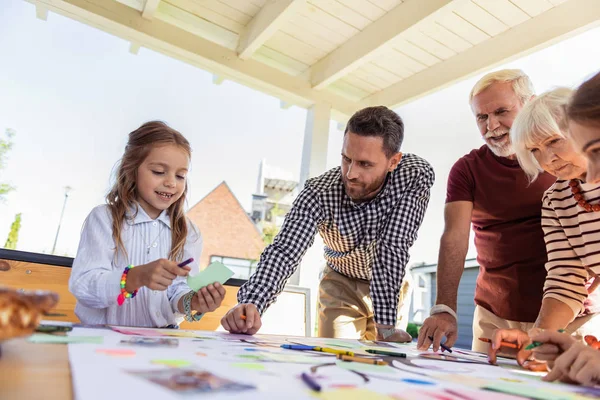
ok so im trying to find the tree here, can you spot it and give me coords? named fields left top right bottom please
left=261, top=202, right=286, bottom=245
left=4, top=213, right=22, bottom=249
left=0, top=128, right=16, bottom=202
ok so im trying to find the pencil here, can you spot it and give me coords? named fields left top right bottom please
left=478, top=337, right=518, bottom=349
left=429, top=336, right=453, bottom=353
left=365, top=349, right=406, bottom=358
left=313, top=347, right=354, bottom=356
left=337, top=354, right=388, bottom=365
left=300, top=372, right=321, bottom=392
left=178, top=258, right=194, bottom=268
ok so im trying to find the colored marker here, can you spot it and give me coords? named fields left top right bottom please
left=281, top=344, right=315, bottom=351
left=525, top=330, right=566, bottom=350
left=178, top=258, right=194, bottom=268
left=525, top=341, right=542, bottom=350
left=240, top=315, right=247, bottom=321
left=429, top=336, right=453, bottom=353
left=365, top=349, right=406, bottom=358
left=478, top=337, right=518, bottom=350
left=300, top=372, right=321, bottom=392
left=337, top=354, right=388, bottom=366
left=313, top=346, right=354, bottom=356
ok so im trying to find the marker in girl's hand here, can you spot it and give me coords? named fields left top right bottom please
left=178, top=258, right=194, bottom=268
left=240, top=315, right=247, bottom=321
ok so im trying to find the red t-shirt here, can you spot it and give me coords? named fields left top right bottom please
left=447, top=145, right=555, bottom=322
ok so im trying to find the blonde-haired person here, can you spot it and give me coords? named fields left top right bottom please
left=488, top=88, right=600, bottom=366
left=418, top=69, right=556, bottom=353
left=69, top=121, right=226, bottom=327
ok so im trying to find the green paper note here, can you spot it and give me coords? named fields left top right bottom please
left=28, top=334, right=104, bottom=344
left=231, top=362, right=266, bottom=371
left=336, top=360, right=395, bottom=374
left=187, top=261, right=234, bottom=292
left=151, top=359, right=192, bottom=367
left=484, top=382, right=577, bottom=400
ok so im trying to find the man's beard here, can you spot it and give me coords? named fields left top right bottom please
left=484, top=127, right=514, bottom=158
left=342, top=174, right=386, bottom=203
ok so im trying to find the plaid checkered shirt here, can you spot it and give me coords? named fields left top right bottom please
left=237, top=153, right=435, bottom=326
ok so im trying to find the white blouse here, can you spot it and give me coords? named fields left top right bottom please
left=69, top=204, right=202, bottom=327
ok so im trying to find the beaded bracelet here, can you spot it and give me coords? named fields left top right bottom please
left=117, top=265, right=138, bottom=306
left=183, top=291, right=203, bottom=322
left=585, top=335, right=600, bottom=349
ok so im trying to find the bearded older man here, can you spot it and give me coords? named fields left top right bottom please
left=417, top=69, right=556, bottom=353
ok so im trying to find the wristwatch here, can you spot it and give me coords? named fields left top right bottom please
left=378, top=326, right=396, bottom=340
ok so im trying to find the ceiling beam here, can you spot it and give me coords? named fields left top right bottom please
left=27, top=0, right=358, bottom=122
left=237, top=0, right=305, bottom=60
left=309, top=0, right=453, bottom=90
left=365, top=0, right=600, bottom=109
left=142, top=0, right=160, bottom=20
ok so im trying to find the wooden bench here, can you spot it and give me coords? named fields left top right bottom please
left=0, top=249, right=310, bottom=335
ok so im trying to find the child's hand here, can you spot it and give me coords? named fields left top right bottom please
left=127, top=259, right=190, bottom=291
left=191, top=283, right=226, bottom=314
left=487, top=328, right=532, bottom=366
left=533, top=331, right=600, bottom=386
left=221, top=303, right=262, bottom=335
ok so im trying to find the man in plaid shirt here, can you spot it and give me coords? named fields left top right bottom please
left=222, top=106, right=434, bottom=341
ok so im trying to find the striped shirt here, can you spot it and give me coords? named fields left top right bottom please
left=69, top=204, right=202, bottom=327
left=238, top=153, right=434, bottom=326
left=542, top=179, right=600, bottom=317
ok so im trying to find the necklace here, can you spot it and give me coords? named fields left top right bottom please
left=138, top=222, right=165, bottom=255
left=569, top=179, right=600, bottom=212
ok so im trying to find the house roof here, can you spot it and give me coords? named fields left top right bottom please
left=187, top=181, right=265, bottom=268
left=28, top=0, right=600, bottom=123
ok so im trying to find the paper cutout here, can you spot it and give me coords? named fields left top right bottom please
left=335, top=360, right=395, bottom=374
left=127, top=368, right=255, bottom=394
left=231, top=363, right=266, bottom=371
left=151, top=359, right=192, bottom=368
left=27, top=334, right=103, bottom=344
left=96, top=348, right=136, bottom=357
left=484, top=382, right=579, bottom=400
left=187, top=261, right=234, bottom=292
left=316, top=388, right=394, bottom=400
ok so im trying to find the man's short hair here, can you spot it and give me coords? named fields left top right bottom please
left=345, top=106, right=404, bottom=158
left=511, top=87, right=573, bottom=182
left=470, top=69, right=535, bottom=105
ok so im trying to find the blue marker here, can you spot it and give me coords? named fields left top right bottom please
left=301, top=372, right=321, bottom=392
left=281, top=344, right=315, bottom=351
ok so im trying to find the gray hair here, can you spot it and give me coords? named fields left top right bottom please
left=470, top=69, right=535, bottom=105
left=511, top=87, right=573, bottom=182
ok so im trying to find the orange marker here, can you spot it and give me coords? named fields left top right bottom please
left=240, top=315, right=247, bottom=321
left=479, top=337, right=518, bottom=349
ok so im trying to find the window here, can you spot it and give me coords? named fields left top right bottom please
left=210, top=255, right=257, bottom=280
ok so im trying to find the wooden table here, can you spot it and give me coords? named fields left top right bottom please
left=0, top=338, right=72, bottom=399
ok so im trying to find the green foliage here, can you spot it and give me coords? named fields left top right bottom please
left=4, top=213, right=22, bottom=249
left=0, top=128, right=16, bottom=201
left=406, top=322, right=420, bottom=339
left=262, top=202, right=286, bottom=245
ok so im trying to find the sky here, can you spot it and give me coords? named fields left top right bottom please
left=1, top=0, right=600, bottom=267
